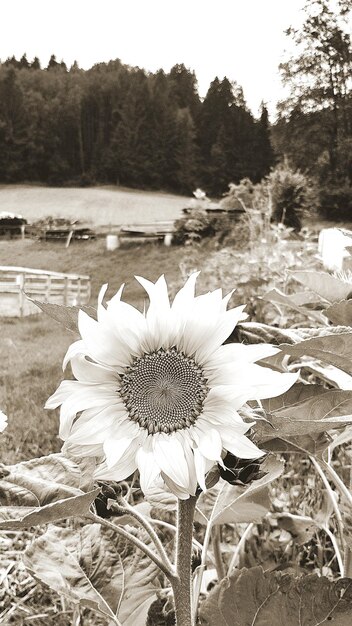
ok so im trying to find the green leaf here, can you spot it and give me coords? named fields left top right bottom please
left=0, top=453, right=100, bottom=529
left=199, top=566, right=352, bottom=626
left=24, top=523, right=123, bottom=621
left=280, top=332, right=352, bottom=375
left=118, top=544, right=160, bottom=626
left=24, top=523, right=160, bottom=625
left=262, top=383, right=330, bottom=412
left=0, top=488, right=100, bottom=529
left=260, top=389, right=352, bottom=439
left=262, top=432, right=332, bottom=458
left=0, top=453, right=83, bottom=507
left=235, top=321, right=351, bottom=347
left=324, top=299, right=352, bottom=326
left=196, top=457, right=284, bottom=525
left=27, top=298, right=96, bottom=333
left=289, top=270, right=352, bottom=303
left=263, top=288, right=326, bottom=322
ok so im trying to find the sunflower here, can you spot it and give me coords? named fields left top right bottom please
left=46, top=274, right=297, bottom=499
left=0, top=411, right=7, bottom=433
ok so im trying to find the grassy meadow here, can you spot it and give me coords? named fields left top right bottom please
left=0, top=184, right=188, bottom=226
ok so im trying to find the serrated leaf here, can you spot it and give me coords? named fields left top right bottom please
left=118, top=544, right=160, bottom=626
left=0, top=488, right=100, bottom=529
left=324, top=299, right=352, bottom=326
left=280, top=332, right=352, bottom=375
left=196, top=457, right=283, bottom=525
left=24, top=522, right=160, bottom=625
left=234, top=322, right=309, bottom=346
left=262, top=431, right=332, bottom=458
left=24, top=524, right=123, bottom=621
left=199, top=566, right=352, bottom=626
left=0, top=453, right=82, bottom=507
left=262, top=383, right=330, bottom=412
left=234, top=322, right=350, bottom=349
left=289, top=270, right=352, bottom=303
left=0, top=453, right=100, bottom=529
left=27, top=298, right=96, bottom=333
left=261, top=389, right=352, bottom=439
left=263, top=288, right=326, bottom=322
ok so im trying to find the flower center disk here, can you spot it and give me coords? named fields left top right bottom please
left=120, top=348, right=208, bottom=434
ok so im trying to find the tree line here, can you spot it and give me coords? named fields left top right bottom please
left=0, top=56, right=273, bottom=195
left=0, top=0, right=351, bottom=219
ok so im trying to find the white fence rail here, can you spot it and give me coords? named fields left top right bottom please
left=0, top=266, right=91, bottom=317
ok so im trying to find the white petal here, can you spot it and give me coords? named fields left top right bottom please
left=244, top=365, right=299, bottom=400
left=104, top=436, right=137, bottom=468
left=175, top=431, right=197, bottom=494
left=152, top=433, right=191, bottom=490
left=94, top=439, right=140, bottom=481
left=136, top=275, right=171, bottom=350
left=161, top=474, right=190, bottom=499
left=97, top=283, right=109, bottom=322
left=204, top=385, right=253, bottom=411
left=63, top=339, right=86, bottom=370
left=46, top=381, right=120, bottom=439
left=70, top=355, right=118, bottom=384
left=222, top=433, right=265, bottom=459
left=78, top=309, right=132, bottom=367
left=63, top=441, right=103, bottom=458
left=68, top=406, right=130, bottom=444
left=195, top=306, right=247, bottom=363
left=193, top=426, right=223, bottom=461
left=193, top=447, right=207, bottom=492
left=205, top=343, right=280, bottom=369
left=0, top=410, right=8, bottom=433
left=45, top=380, right=81, bottom=409
left=106, top=290, right=147, bottom=355
left=171, top=272, right=199, bottom=313
left=136, top=437, right=161, bottom=493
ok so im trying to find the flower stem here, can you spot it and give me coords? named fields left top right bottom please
left=109, top=498, right=174, bottom=572
left=172, top=496, right=197, bottom=626
left=85, top=512, right=176, bottom=580
left=212, top=525, right=225, bottom=581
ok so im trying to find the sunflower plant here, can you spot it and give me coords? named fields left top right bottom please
left=2, top=270, right=352, bottom=625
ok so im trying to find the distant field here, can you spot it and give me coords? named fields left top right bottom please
left=0, top=184, right=188, bottom=226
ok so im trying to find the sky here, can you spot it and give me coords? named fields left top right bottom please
left=1, top=0, right=307, bottom=117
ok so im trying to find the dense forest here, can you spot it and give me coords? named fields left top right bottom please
left=0, top=58, right=273, bottom=195
left=0, top=0, right=351, bottom=217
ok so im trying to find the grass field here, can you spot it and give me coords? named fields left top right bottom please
left=0, top=184, right=188, bottom=226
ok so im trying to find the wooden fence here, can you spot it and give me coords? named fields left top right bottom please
left=0, top=266, right=91, bottom=317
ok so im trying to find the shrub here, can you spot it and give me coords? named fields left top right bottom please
left=266, top=161, right=317, bottom=231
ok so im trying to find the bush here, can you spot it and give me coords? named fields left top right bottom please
left=318, top=184, right=352, bottom=221
left=219, top=178, right=268, bottom=213
left=266, top=162, right=317, bottom=231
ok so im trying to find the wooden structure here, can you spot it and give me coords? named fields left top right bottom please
left=119, top=221, right=175, bottom=244
left=0, top=266, right=91, bottom=317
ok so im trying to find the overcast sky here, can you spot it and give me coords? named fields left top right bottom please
left=1, top=0, right=307, bottom=117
